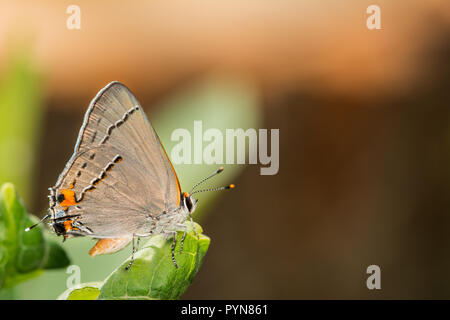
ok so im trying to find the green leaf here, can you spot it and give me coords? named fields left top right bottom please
left=0, top=183, right=71, bottom=290
left=42, top=240, right=71, bottom=270
left=67, top=286, right=101, bottom=300
left=61, top=221, right=210, bottom=300
left=58, top=282, right=102, bottom=300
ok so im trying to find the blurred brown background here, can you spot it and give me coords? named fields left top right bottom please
left=1, top=0, right=450, bottom=299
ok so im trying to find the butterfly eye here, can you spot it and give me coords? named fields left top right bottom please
left=57, top=194, right=65, bottom=203
left=185, top=196, right=194, bottom=212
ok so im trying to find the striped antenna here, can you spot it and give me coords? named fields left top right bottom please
left=190, top=184, right=235, bottom=196
left=189, top=167, right=225, bottom=194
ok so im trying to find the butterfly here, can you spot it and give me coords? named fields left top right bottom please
left=26, top=81, right=234, bottom=270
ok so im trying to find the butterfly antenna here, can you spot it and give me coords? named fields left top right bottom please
left=189, top=166, right=225, bottom=194
left=25, top=214, right=51, bottom=232
left=190, top=184, right=235, bottom=196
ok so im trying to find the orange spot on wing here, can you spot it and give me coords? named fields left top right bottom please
left=63, top=220, right=73, bottom=232
left=88, top=237, right=133, bottom=257
left=60, top=189, right=77, bottom=207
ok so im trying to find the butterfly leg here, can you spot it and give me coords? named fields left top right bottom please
left=169, top=231, right=179, bottom=269
left=189, top=213, right=199, bottom=239
left=125, top=234, right=137, bottom=271
left=175, top=223, right=188, bottom=254
left=180, top=231, right=187, bottom=254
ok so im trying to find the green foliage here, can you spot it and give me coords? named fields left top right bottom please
left=59, top=222, right=210, bottom=300
left=0, top=183, right=70, bottom=291
left=0, top=50, right=44, bottom=203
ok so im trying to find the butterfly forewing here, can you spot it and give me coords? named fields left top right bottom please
left=51, top=82, right=181, bottom=238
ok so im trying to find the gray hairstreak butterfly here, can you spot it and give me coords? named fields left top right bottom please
left=26, top=81, right=234, bottom=270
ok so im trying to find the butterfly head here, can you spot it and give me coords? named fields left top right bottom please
left=183, top=192, right=197, bottom=214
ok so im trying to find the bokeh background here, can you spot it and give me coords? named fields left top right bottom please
left=1, top=0, right=450, bottom=299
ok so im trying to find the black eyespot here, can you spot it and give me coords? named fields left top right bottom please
left=57, top=194, right=65, bottom=203
left=53, top=222, right=66, bottom=235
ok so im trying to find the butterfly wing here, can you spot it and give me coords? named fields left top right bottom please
left=50, top=82, right=181, bottom=238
